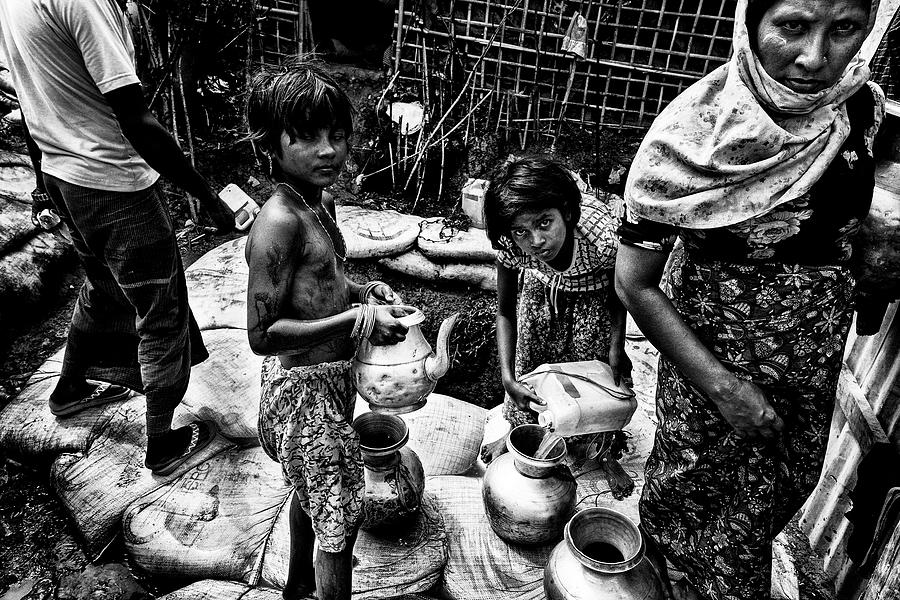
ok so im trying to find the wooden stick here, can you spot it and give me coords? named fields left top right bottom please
left=550, top=59, right=577, bottom=153
left=177, top=58, right=195, bottom=168
left=402, top=0, right=523, bottom=191
left=388, top=139, right=397, bottom=187
left=175, top=57, right=199, bottom=225
left=437, top=132, right=446, bottom=203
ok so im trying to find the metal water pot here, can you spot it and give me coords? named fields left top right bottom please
left=352, top=306, right=459, bottom=414
left=482, top=424, right=577, bottom=545
left=352, top=412, right=425, bottom=532
left=544, top=508, right=666, bottom=600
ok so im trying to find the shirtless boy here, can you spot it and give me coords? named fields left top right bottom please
left=245, top=59, right=409, bottom=600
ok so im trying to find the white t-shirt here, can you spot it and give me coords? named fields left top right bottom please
left=0, top=0, right=159, bottom=191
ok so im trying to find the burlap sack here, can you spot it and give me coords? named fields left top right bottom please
left=427, top=475, right=552, bottom=600
left=123, top=446, right=290, bottom=582
left=379, top=250, right=497, bottom=291
left=354, top=392, right=486, bottom=476
left=337, top=204, right=421, bottom=259
left=181, top=328, right=262, bottom=444
left=52, top=401, right=233, bottom=558
left=0, top=348, right=109, bottom=460
left=159, top=579, right=440, bottom=600
left=185, top=237, right=248, bottom=331
left=260, top=493, right=447, bottom=598
left=417, top=218, right=497, bottom=263
left=157, top=580, right=289, bottom=600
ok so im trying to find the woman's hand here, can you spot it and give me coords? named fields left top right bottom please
left=711, top=377, right=784, bottom=442
left=503, top=379, right=545, bottom=412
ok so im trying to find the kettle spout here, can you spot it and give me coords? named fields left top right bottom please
left=424, top=313, right=459, bottom=382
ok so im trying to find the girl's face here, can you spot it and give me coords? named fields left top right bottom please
left=274, top=126, right=349, bottom=189
left=509, top=208, right=570, bottom=262
left=755, top=0, right=868, bottom=94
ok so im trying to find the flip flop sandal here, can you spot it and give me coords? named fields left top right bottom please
left=146, top=420, right=218, bottom=477
left=48, top=381, right=131, bottom=417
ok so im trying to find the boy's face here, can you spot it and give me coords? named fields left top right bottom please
left=275, top=126, right=349, bottom=189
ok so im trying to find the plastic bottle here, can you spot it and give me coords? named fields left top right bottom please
left=218, top=183, right=261, bottom=231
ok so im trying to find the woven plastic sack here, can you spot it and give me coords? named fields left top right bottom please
left=185, top=237, right=248, bottom=331
left=51, top=402, right=233, bottom=558
left=260, top=493, right=447, bottom=598
left=426, top=475, right=552, bottom=600
left=159, top=580, right=440, bottom=600
left=417, top=218, right=497, bottom=263
left=0, top=348, right=117, bottom=460
left=379, top=250, right=497, bottom=291
left=158, top=580, right=287, bottom=600
left=0, top=229, right=72, bottom=321
left=338, top=204, right=421, bottom=259
left=355, top=392, right=486, bottom=476
left=181, top=328, right=262, bottom=444
left=123, top=445, right=290, bottom=582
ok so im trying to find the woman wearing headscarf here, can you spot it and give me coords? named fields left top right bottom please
left=615, top=1, right=885, bottom=598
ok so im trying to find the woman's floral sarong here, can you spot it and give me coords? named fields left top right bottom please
left=640, top=256, right=855, bottom=600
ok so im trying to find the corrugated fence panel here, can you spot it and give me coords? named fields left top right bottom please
left=801, top=303, right=900, bottom=597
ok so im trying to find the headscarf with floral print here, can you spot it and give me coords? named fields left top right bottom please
left=624, top=0, right=880, bottom=229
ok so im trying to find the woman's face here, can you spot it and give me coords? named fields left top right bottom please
left=755, top=0, right=869, bottom=93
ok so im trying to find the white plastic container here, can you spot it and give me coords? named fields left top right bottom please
left=218, top=183, right=261, bottom=231
left=461, top=178, right=489, bottom=229
left=520, top=360, right=637, bottom=437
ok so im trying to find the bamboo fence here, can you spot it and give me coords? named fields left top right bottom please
left=395, top=0, right=735, bottom=132
left=256, top=0, right=314, bottom=65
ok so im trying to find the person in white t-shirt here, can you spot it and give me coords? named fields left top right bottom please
left=0, top=0, right=233, bottom=475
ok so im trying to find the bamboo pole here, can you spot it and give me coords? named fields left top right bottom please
left=394, top=0, right=406, bottom=74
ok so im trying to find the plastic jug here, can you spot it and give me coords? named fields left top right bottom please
left=218, top=183, right=261, bottom=231
left=521, top=361, right=636, bottom=436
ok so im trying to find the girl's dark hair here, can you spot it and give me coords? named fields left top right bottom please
left=483, top=157, right=582, bottom=251
left=245, top=56, right=355, bottom=161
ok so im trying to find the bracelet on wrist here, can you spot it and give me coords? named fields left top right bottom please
left=359, top=280, right=386, bottom=304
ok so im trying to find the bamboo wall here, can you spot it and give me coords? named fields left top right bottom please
left=395, top=0, right=734, bottom=133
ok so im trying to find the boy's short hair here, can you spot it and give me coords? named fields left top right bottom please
left=483, top=156, right=582, bottom=251
left=246, top=56, right=355, bottom=158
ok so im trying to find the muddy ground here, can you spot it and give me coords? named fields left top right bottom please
left=0, top=63, right=837, bottom=598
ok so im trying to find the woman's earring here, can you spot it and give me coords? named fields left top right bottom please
left=266, top=152, right=274, bottom=178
